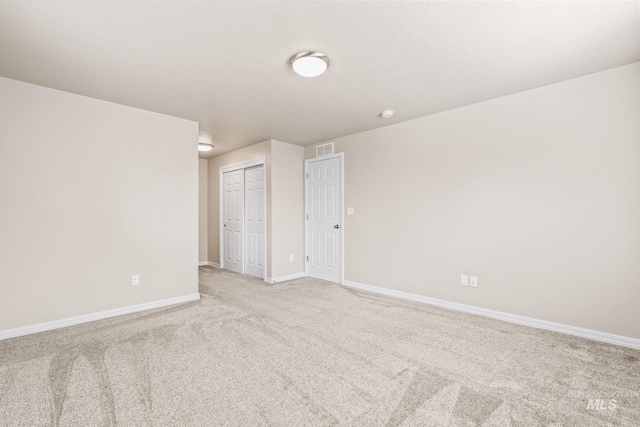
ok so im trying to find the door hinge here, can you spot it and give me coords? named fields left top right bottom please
left=306, top=256, right=309, bottom=261
left=306, top=214, right=308, bottom=220
left=306, top=172, right=308, bottom=179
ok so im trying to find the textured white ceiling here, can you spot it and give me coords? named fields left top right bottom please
left=0, top=1, right=638, bottom=158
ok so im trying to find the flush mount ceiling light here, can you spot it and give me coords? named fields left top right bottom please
left=381, top=110, right=394, bottom=118
left=289, top=51, right=330, bottom=77
left=198, top=142, right=214, bottom=152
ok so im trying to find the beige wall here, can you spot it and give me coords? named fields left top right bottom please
left=207, top=139, right=304, bottom=280
left=305, top=62, right=640, bottom=339
left=198, top=159, right=208, bottom=262
left=0, top=77, right=199, bottom=331
left=271, top=140, right=304, bottom=278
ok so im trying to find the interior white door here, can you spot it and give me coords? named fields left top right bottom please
left=244, top=165, right=265, bottom=278
left=223, top=169, right=244, bottom=273
left=307, top=156, right=341, bottom=283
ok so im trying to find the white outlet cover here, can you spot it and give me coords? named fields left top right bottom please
left=132, top=275, right=140, bottom=286
left=470, top=276, right=478, bottom=287
left=460, top=275, right=468, bottom=286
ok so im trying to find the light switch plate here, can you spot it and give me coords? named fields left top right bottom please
left=347, top=207, right=354, bottom=215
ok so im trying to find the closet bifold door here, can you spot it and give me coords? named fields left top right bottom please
left=222, top=169, right=244, bottom=273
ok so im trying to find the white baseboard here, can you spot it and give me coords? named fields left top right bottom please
left=0, top=293, right=201, bottom=341
left=199, top=261, right=220, bottom=268
left=265, top=272, right=306, bottom=284
left=342, top=280, right=640, bottom=350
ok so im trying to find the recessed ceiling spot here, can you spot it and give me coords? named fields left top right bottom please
left=381, top=110, right=394, bottom=118
left=289, top=51, right=330, bottom=77
left=198, top=142, right=214, bottom=152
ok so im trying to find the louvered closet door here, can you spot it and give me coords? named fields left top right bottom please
left=223, top=169, right=244, bottom=273
left=244, top=165, right=265, bottom=278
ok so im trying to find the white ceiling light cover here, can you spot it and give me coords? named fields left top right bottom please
left=198, top=142, right=214, bottom=152
left=289, top=51, right=330, bottom=77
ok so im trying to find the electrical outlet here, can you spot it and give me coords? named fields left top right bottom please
left=470, top=276, right=478, bottom=288
left=132, top=275, right=140, bottom=286
left=289, top=254, right=294, bottom=262
left=460, top=275, right=468, bottom=286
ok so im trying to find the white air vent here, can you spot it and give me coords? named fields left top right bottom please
left=315, top=142, right=334, bottom=157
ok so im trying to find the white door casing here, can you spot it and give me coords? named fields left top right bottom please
left=306, top=155, right=342, bottom=283
left=244, top=165, right=265, bottom=278
left=223, top=169, right=244, bottom=274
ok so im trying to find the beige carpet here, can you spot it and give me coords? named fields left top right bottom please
left=0, top=267, right=638, bottom=426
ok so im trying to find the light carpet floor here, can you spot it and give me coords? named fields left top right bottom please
left=0, top=267, right=639, bottom=426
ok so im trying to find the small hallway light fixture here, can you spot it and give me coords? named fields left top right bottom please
left=289, top=51, right=330, bottom=77
left=198, top=141, right=214, bottom=152
left=380, top=110, right=394, bottom=118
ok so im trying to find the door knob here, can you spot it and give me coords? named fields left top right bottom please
left=334, top=224, right=340, bottom=229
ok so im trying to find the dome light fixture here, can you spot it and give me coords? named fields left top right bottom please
left=198, top=142, right=214, bottom=152
left=381, top=110, right=394, bottom=118
left=289, top=51, right=330, bottom=77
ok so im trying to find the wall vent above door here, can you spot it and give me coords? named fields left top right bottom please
left=315, top=142, right=334, bottom=157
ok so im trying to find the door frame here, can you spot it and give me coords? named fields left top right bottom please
left=219, top=155, right=267, bottom=280
left=304, top=152, right=344, bottom=284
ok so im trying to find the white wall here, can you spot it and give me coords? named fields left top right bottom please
left=0, top=77, right=199, bottom=331
left=271, top=140, right=304, bottom=278
left=198, top=159, right=208, bottom=262
left=305, top=63, right=640, bottom=339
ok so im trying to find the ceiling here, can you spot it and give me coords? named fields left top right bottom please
left=0, top=2, right=638, bottom=158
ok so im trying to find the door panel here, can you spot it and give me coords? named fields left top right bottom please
left=326, top=185, right=336, bottom=220
left=223, top=169, right=243, bottom=273
left=326, top=233, right=336, bottom=268
left=307, top=157, right=341, bottom=283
